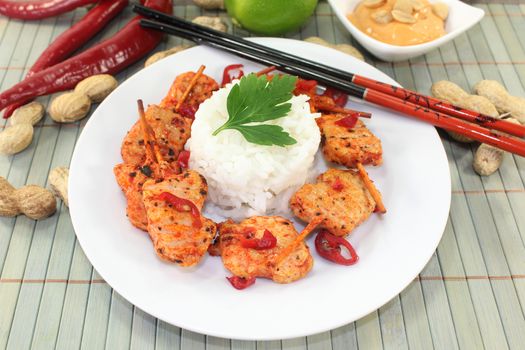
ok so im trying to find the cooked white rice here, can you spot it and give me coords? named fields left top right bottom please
left=187, top=81, right=321, bottom=221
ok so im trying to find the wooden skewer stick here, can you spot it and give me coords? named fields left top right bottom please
left=175, top=64, right=205, bottom=111
left=316, top=104, right=372, bottom=118
left=137, top=100, right=175, bottom=178
left=137, top=99, right=157, bottom=164
left=356, top=162, right=386, bottom=214
left=276, top=216, right=324, bottom=264
left=255, top=65, right=276, bottom=77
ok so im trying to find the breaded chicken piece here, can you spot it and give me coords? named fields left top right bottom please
left=114, top=162, right=160, bottom=231
left=161, top=71, right=219, bottom=109
left=316, top=114, right=382, bottom=168
left=215, top=216, right=313, bottom=284
left=290, top=169, right=376, bottom=237
left=121, top=105, right=191, bottom=167
left=142, top=170, right=216, bottom=267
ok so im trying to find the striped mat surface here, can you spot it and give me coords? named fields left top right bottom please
left=1, top=1, right=525, bottom=349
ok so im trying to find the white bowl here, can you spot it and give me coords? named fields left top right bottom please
left=327, top=0, right=484, bottom=61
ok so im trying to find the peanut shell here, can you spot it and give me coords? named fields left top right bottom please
left=192, top=16, right=227, bottom=32
left=10, top=102, right=45, bottom=126
left=75, top=74, right=118, bottom=103
left=15, top=185, right=56, bottom=220
left=431, top=81, right=498, bottom=143
left=49, top=91, right=91, bottom=123
left=48, top=166, right=69, bottom=207
left=145, top=45, right=191, bottom=67
left=0, top=176, right=19, bottom=217
left=474, top=80, right=525, bottom=124
left=473, top=144, right=503, bottom=176
left=192, top=0, right=224, bottom=9
left=304, top=37, right=364, bottom=61
left=0, top=124, right=34, bottom=155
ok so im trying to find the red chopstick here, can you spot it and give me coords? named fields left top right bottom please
left=352, top=75, right=525, bottom=138
left=365, top=89, right=525, bottom=157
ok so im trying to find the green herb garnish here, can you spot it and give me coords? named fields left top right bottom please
left=212, top=73, right=298, bottom=147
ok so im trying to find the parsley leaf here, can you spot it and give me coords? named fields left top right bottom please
left=212, top=73, right=298, bottom=147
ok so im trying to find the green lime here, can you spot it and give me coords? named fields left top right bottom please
left=225, top=0, right=318, bottom=36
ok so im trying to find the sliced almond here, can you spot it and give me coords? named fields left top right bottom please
left=392, top=9, right=417, bottom=23
left=393, top=0, right=413, bottom=14
left=371, top=9, right=393, bottom=24
left=432, top=2, right=449, bottom=20
left=363, top=0, right=385, bottom=8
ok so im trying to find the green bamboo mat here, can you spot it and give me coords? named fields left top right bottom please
left=1, top=1, right=525, bottom=349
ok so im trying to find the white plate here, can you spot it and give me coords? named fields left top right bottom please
left=69, top=38, right=451, bottom=340
left=327, top=0, right=484, bottom=61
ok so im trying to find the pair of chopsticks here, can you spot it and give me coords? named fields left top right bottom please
left=134, top=5, right=525, bottom=157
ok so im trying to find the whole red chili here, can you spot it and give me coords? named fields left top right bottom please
left=0, top=0, right=98, bottom=20
left=221, top=64, right=244, bottom=86
left=323, top=87, right=349, bottom=107
left=315, top=230, right=359, bottom=266
left=0, top=0, right=173, bottom=113
left=177, top=150, right=190, bottom=169
left=294, top=79, right=317, bottom=97
left=157, top=191, right=201, bottom=229
left=2, top=0, right=129, bottom=118
left=241, top=229, right=277, bottom=250
left=335, top=114, right=359, bottom=129
left=227, top=276, right=256, bottom=290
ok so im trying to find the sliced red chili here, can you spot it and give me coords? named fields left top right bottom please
left=177, top=150, right=190, bottom=169
left=315, top=230, right=359, bottom=266
left=221, top=64, right=244, bottom=86
left=157, top=192, right=201, bottom=228
left=334, top=114, right=359, bottom=129
left=294, top=79, right=318, bottom=96
left=227, top=276, right=256, bottom=290
left=323, top=87, right=349, bottom=107
left=178, top=104, right=197, bottom=119
left=241, top=229, right=277, bottom=250
left=331, top=177, right=344, bottom=192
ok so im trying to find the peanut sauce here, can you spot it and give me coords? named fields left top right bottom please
left=348, top=0, right=446, bottom=46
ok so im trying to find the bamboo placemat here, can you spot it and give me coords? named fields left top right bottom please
left=1, top=1, right=524, bottom=349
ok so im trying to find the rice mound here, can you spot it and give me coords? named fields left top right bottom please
left=187, top=81, right=321, bottom=221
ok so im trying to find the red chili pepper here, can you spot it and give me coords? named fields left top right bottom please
left=0, top=0, right=98, bottom=20
left=315, top=230, right=359, bottom=266
left=177, top=150, right=190, bottom=169
left=323, top=87, right=348, bottom=107
left=241, top=229, right=277, bottom=250
left=294, top=79, right=317, bottom=97
left=177, top=104, right=197, bottom=119
left=157, top=191, right=202, bottom=229
left=221, top=64, right=244, bottom=86
left=331, top=177, right=344, bottom=192
left=0, top=0, right=173, bottom=114
left=2, top=0, right=128, bottom=119
left=334, top=114, right=359, bottom=129
left=227, top=276, right=256, bottom=290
